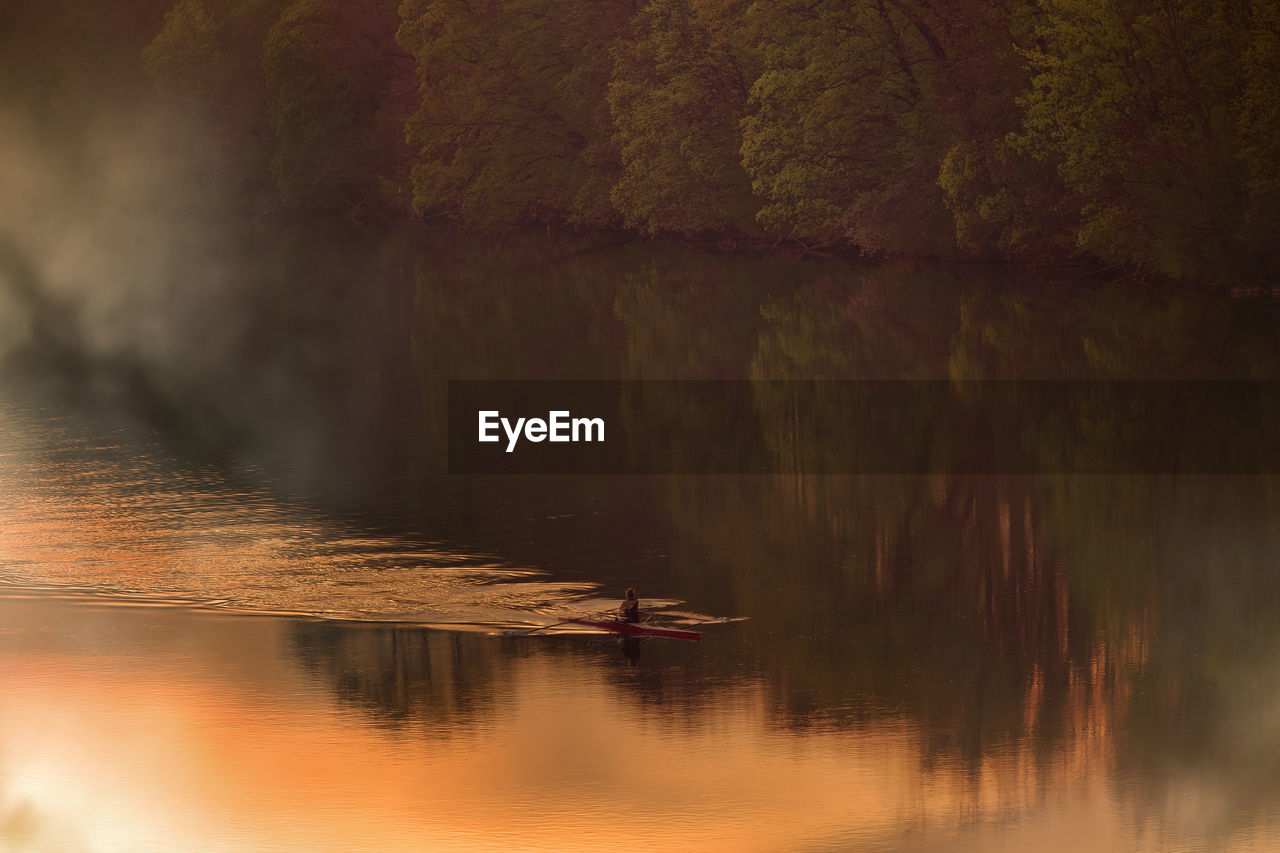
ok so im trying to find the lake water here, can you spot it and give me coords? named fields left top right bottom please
left=2, top=228, right=1280, bottom=850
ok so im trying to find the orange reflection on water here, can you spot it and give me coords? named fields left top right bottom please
left=2, top=658, right=912, bottom=850
left=0, top=403, right=590, bottom=625
left=0, top=598, right=1208, bottom=853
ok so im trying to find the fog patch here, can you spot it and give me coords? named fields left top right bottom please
left=0, top=97, right=244, bottom=380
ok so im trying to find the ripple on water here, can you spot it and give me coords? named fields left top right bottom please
left=0, top=390, right=597, bottom=628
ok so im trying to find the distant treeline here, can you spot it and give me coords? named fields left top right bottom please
left=130, top=0, right=1280, bottom=281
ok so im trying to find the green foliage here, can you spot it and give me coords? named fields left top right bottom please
left=142, top=0, right=293, bottom=212
left=262, top=0, right=414, bottom=214
left=1016, top=0, right=1256, bottom=281
left=132, top=0, right=1279, bottom=280
left=142, top=0, right=225, bottom=98
left=1237, top=1, right=1280, bottom=198
left=397, top=0, right=631, bottom=227
left=608, top=0, right=759, bottom=235
left=740, top=0, right=958, bottom=253
left=141, top=0, right=413, bottom=216
left=1235, top=0, right=1280, bottom=273
left=932, top=1, right=1078, bottom=260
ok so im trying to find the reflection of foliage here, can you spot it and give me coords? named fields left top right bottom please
left=409, top=233, right=627, bottom=380
left=948, top=285, right=1280, bottom=379
left=743, top=268, right=1280, bottom=476
left=658, top=475, right=1094, bottom=756
left=1042, top=473, right=1280, bottom=834
left=613, top=255, right=770, bottom=379
left=657, top=464, right=1280, bottom=818
left=290, top=622, right=505, bottom=729
left=750, top=266, right=970, bottom=381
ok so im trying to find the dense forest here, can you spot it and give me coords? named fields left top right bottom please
left=6, top=0, right=1280, bottom=284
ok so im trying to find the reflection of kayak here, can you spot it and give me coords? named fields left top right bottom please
left=567, top=618, right=701, bottom=641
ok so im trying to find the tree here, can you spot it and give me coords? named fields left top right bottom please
left=608, top=0, right=759, bottom=236
left=262, top=0, right=415, bottom=216
left=933, top=0, right=1077, bottom=260
left=142, top=0, right=292, bottom=212
left=1016, top=0, right=1255, bottom=281
left=740, top=0, right=957, bottom=254
left=397, top=0, right=631, bottom=227
left=1235, top=0, right=1280, bottom=276
left=142, top=0, right=226, bottom=100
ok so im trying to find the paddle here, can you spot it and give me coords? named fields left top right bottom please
left=505, top=617, right=578, bottom=637
left=505, top=612, right=612, bottom=637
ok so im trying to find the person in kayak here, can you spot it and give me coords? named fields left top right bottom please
left=619, top=588, right=641, bottom=623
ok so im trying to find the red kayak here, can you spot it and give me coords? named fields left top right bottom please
left=567, top=618, right=701, bottom=641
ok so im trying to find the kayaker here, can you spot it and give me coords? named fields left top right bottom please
left=619, top=588, right=640, bottom=623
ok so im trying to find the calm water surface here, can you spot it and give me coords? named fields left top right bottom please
left=2, top=230, right=1280, bottom=850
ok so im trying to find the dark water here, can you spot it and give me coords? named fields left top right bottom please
left=3, top=228, right=1280, bottom=850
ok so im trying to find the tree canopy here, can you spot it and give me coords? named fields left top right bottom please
left=135, top=0, right=1280, bottom=282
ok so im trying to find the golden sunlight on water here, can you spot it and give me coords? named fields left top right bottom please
left=0, top=393, right=589, bottom=626
left=5, top=597, right=1273, bottom=852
